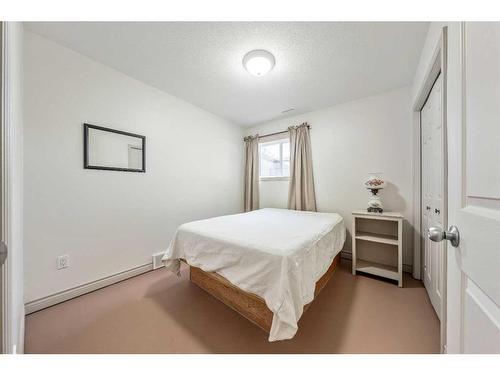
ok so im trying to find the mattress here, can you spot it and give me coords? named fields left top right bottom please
left=162, top=208, right=346, bottom=341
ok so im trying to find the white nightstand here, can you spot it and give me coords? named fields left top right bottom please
left=351, top=210, right=403, bottom=287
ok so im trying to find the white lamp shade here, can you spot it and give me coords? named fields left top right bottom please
left=364, top=172, right=386, bottom=189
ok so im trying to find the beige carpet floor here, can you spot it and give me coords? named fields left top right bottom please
left=25, top=261, right=440, bottom=353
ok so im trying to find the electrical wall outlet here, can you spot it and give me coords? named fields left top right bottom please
left=57, top=255, right=69, bottom=270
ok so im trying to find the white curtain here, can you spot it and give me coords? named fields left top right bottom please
left=244, top=135, right=260, bottom=212
left=287, top=124, right=317, bottom=211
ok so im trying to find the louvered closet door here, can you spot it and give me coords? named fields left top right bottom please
left=421, top=73, right=444, bottom=320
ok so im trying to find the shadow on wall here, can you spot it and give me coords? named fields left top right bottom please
left=382, top=182, right=406, bottom=213
left=343, top=233, right=352, bottom=256
left=382, top=181, right=415, bottom=268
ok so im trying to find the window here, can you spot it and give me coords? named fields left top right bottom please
left=259, top=138, right=290, bottom=179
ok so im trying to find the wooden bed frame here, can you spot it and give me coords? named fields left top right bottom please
left=189, top=253, right=341, bottom=333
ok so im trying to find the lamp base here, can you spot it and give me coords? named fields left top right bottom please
left=367, top=207, right=384, bottom=213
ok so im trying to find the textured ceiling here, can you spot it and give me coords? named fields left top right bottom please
left=25, top=22, right=429, bottom=127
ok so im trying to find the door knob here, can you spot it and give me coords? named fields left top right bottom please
left=428, top=225, right=460, bottom=247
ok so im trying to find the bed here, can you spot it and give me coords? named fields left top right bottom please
left=162, top=208, right=346, bottom=341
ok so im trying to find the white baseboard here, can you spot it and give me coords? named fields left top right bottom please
left=340, top=251, right=413, bottom=274
left=24, top=252, right=412, bottom=315
left=25, top=263, right=153, bottom=315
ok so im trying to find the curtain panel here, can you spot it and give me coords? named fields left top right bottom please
left=287, top=124, right=317, bottom=211
left=244, top=135, right=260, bottom=211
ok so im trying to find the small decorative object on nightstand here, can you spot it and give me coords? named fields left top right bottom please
left=352, top=210, right=403, bottom=287
left=364, top=172, right=386, bottom=213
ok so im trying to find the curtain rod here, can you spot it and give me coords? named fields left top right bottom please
left=244, top=123, right=310, bottom=140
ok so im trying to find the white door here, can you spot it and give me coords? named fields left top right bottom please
left=421, top=74, right=445, bottom=320
left=441, top=22, right=500, bottom=353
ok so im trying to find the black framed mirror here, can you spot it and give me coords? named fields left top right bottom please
left=83, top=123, right=146, bottom=172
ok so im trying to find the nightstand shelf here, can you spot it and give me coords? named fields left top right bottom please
left=354, top=231, right=398, bottom=245
left=355, top=259, right=399, bottom=281
left=352, top=210, right=403, bottom=287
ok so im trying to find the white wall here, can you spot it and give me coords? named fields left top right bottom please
left=2, top=22, right=24, bottom=354
left=246, top=87, right=414, bottom=267
left=23, top=31, right=244, bottom=303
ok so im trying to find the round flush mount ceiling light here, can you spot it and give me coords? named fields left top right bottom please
left=242, top=49, right=275, bottom=77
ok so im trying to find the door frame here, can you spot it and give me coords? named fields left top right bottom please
left=0, top=20, right=6, bottom=355
left=412, top=26, right=448, bottom=353
left=0, top=21, right=20, bottom=354
left=0, top=20, right=8, bottom=354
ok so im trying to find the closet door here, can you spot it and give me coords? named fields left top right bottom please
left=421, top=73, right=444, bottom=320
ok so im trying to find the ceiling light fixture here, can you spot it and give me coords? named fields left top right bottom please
left=242, top=49, right=275, bottom=77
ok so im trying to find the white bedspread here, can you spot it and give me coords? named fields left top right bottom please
left=162, top=208, right=346, bottom=341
